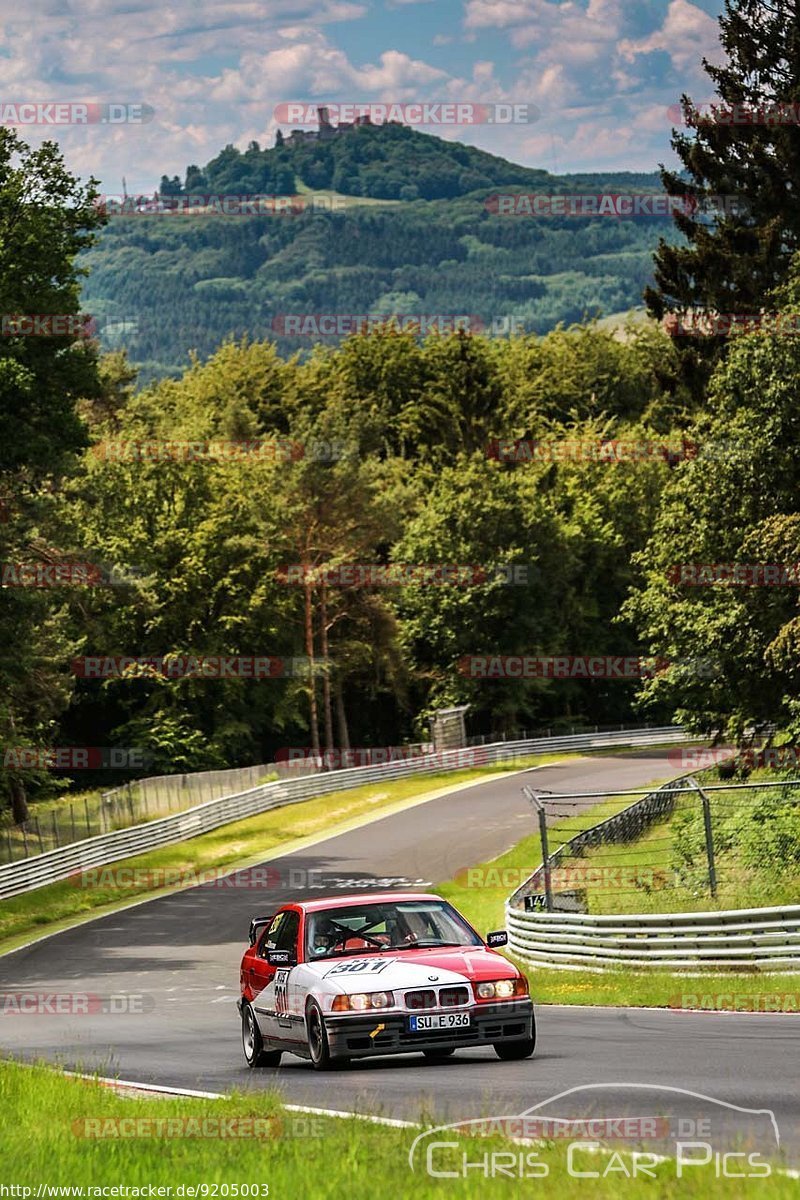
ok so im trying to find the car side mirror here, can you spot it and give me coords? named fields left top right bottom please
left=486, top=930, right=508, bottom=947
left=267, top=949, right=297, bottom=967
left=248, top=916, right=273, bottom=946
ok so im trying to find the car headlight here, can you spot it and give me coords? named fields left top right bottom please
left=331, top=991, right=395, bottom=1012
left=474, top=978, right=528, bottom=1001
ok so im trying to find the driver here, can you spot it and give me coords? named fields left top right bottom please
left=308, top=916, right=339, bottom=958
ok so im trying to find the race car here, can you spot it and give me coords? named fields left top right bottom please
left=238, top=891, right=535, bottom=1070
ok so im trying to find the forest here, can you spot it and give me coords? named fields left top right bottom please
left=5, top=0, right=800, bottom=821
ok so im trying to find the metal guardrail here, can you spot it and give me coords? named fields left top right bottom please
left=0, top=725, right=688, bottom=899
left=505, top=903, right=800, bottom=970
left=505, top=771, right=800, bottom=971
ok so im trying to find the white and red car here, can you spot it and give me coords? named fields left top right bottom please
left=238, top=891, right=535, bottom=1070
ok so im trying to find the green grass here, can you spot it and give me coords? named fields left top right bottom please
left=0, top=1060, right=795, bottom=1196
left=0, top=755, right=565, bottom=957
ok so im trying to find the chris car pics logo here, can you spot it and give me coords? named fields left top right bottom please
left=408, top=1084, right=779, bottom=1180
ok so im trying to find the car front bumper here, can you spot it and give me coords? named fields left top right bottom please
left=324, top=1000, right=534, bottom=1059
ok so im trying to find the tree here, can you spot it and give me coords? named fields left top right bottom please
left=626, top=266, right=800, bottom=737
left=0, top=129, right=105, bottom=821
left=646, top=0, right=800, bottom=384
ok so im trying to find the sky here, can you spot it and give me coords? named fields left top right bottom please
left=0, top=0, right=727, bottom=192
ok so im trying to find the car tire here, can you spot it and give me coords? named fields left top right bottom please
left=423, top=1048, right=456, bottom=1059
left=306, top=999, right=336, bottom=1070
left=242, top=1001, right=282, bottom=1069
left=494, top=1012, right=536, bottom=1061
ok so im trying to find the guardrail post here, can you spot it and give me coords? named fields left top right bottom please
left=688, top=776, right=717, bottom=899
left=523, top=786, right=553, bottom=912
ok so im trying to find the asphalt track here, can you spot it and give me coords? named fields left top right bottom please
left=1, top=750, right=799, bottom=1164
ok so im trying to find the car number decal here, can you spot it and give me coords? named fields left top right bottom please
left=324, top=958, right=396, bottom=977
left=274, top=967, right=291, bottom=1027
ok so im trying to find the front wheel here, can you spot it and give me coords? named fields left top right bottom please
left=494, top=1012, right=536, bottom=1061
left=306, top=999, right=335, bottom=1070
left=242, top=1001, right=282, bottom=1068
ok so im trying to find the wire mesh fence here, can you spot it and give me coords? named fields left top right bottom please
left=0, top=762, right=282, bottom=865
left=517, top=769, right=800, bottom=915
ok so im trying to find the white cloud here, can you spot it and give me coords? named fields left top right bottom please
left=618, top=0, right=721, bottom=76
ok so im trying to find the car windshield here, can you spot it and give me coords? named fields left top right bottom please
left=305, top=899, right=482, bottom=959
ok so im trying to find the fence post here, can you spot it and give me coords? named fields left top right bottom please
left=21, top=824, right=29, bottom=857
left=84, top=796, right=91, bottom=837
left=52, top=810, right=60, bottom=848
left=6, top=828, right=13, bottom=862
left=127, top=781, right=135, bottom=825
left=523, top=786, right=553, bottom=912
left=34, top=815, right=44, bottom=854
left=689, top=776, right=717, bottom=898
left=70, top=802, right=77, bottom=843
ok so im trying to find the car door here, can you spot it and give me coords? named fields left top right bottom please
left=255, top=909, right=301, bottom=1043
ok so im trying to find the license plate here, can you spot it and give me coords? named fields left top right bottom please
left=408, top=1013, right=470, bottom=1031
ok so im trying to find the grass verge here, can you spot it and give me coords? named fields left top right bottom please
left=0, top=1060, right=794, bottom=1196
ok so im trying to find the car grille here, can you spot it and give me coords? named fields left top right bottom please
left=405, top=989, right=436, bottom=1010
left=439, top=986, right=469, bottom=1007
left=405, top=986, right=470, bottom=1009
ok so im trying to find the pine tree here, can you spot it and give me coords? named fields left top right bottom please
left=647, top=0, right=800, bottom=327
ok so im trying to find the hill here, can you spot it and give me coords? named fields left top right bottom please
left=81, top=119, right=676, bottom=381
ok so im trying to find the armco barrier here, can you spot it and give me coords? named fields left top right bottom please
left=505, top=903, right=800, bottom=971
left=0, top=726, right=688, bottom=899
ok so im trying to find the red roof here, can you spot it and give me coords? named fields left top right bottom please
left=298, top=891, right=443, bottom=913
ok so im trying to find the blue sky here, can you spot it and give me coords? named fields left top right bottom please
left=3, top=0, right=726, bottom=192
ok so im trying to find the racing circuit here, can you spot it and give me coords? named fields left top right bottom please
left=1, top=750, right=798, bottom=1161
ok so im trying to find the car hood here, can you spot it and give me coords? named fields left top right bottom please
left=301, top=946, right=516, bottom=991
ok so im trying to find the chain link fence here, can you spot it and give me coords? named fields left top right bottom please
left=511, top=765, right=800, bottom=916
